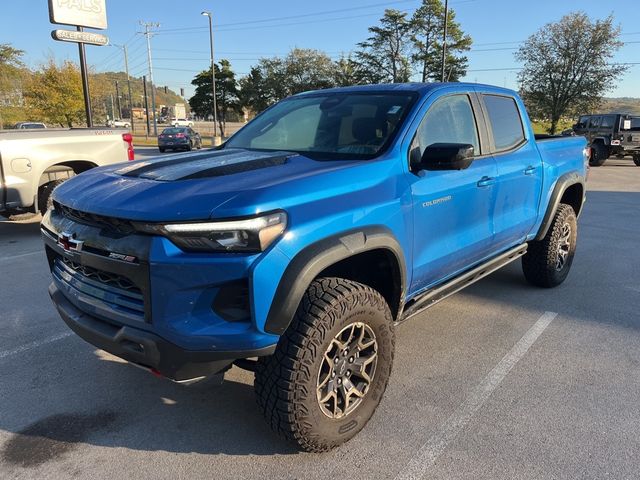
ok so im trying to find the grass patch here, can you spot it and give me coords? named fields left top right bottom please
left=531, top=119, right=574, bottom=135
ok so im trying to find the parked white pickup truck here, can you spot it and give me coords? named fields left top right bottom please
left=0, top=128, right=134, bottom=218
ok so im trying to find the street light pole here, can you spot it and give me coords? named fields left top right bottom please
left=202, top=11, right=218, bottom=142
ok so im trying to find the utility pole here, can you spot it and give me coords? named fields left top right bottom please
left=201, top=11, right=218, bottom=141
left=140, top=21, right=160, bottom=135
left=77, top=26, right=93, bottom=126
left=115, top=81, right=122, bottom=119
left=113, top=43, right=135, bottom=132
left=142, top=75, right=150, bottom=136
left=440, top=0, right=449, bottom=83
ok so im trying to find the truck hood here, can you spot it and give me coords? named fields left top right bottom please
left=52, top=148, right=366, bottom=222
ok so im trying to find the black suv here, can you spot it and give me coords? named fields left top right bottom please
left=569, top=113, right=640, bottom=167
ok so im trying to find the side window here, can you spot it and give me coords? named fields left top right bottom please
left=576, top=116, right=589, bottom=129
left=600, top=115, right=615, bottom=129
left=413, top=94, right=480, bottom=158
left=589, top=116, right=601, bottom=128
left=482, top=94, right=525, bottom=152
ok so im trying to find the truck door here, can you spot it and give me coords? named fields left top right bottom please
left=480, top=94, right=543, bottom=249
left=407, top=93, right=498, bottom=293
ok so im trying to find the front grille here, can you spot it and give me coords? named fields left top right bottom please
left=54, top=202, right=137, bottom=235
left=61, top=257, right=141, bottom=293
left=52, top=255, right=145, bottom=319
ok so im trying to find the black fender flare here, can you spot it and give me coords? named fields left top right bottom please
left=534, top=172, right=585, bottom=241
left=263, top=226, right=407, bottom=335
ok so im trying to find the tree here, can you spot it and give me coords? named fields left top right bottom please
left=333, top=54, right=364, bottom=86
left=238, top=48, right=337, bottom=116
left=355, top=9, right=412, bottom=83
left=24, top=59, right=85, bottom=127
left=238, top=66, right=271, bottom=115
left=0, top=44, right=27, bottom=128
left=190, top=59, right=241, bottom=136
left=516, top=12, right=627, bottom=134
left=410, top=0, right=472, bottom=82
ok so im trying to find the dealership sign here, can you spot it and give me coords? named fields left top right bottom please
left=48, top=0, right=108, bottom=30
left=51, top=29, right=109, bottom=46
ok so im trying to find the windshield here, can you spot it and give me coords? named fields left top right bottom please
left=225, top=92, right=417, bottom=159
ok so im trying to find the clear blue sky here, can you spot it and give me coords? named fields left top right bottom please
left=3, top=0, right=639, bottom=98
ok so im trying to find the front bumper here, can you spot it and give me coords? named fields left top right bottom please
left=158, top=138, right=189, bottom=147
left=50, top=284, right=275, bottom=380
left=41, top=206, right=280, bottom=380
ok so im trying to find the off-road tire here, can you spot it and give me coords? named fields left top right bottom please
left=159, top=147, right=166, bottom=153
left=589, top=143, right=608, bottom=167
left=522, top=203, right=577, bottom=288
left=38, top=179, right=65, bottom=215
left=255, top=277, right=395, bottom=452
left=633, top=155, right=640, bottom=167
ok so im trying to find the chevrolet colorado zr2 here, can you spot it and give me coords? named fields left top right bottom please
left=41, top=83, right=588, bottom=452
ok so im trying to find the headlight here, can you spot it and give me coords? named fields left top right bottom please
left=138, top=212, right=287, bottom=252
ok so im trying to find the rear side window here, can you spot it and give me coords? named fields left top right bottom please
left=600, top=115, right=615, bottom=129
left=413, top=94, right=480, bottom=157
left=483, top=95, right=525, bottom=152
left=589, top=116, right=601, bottom=128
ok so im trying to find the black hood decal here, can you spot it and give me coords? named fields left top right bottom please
left=115, top=148, right=294, bottom=181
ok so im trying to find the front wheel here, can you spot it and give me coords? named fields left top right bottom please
left=38, top=179, right=66, bottom=215
left=522, top=203, right=577, bottom=288
left=634, top=155, right=640, bottom=167
left=255, top=277, right=395, bottom=452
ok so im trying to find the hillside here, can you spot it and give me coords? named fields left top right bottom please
left=601, top=97, right=640, bottom=115
left=91, top=71, right=185, bottom=109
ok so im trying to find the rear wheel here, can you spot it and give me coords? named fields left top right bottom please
left=255, top=277, right=395, bottom=452
left=159, top=147, right=166, bottom=153
left=589, top=143, right=608, bottom=166
left=186, top=141, right=193, bottom=151
left=522, top=203, right=577, bottom=288
left=634, top=155, right=640, bottom=167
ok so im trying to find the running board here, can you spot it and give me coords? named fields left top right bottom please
left=397, top=243, right=528, bottom=324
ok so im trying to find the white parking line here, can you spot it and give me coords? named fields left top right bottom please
left=0, top=251, right=42, bottom=262
left=395, top=311, right=558, bottom=480
left=0, top=331, right=73, bottom=361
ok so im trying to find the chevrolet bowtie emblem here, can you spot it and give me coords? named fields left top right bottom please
left=57, top=232, right=84, bottom=253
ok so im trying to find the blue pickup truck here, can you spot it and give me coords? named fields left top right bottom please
left=41, top=83, right=587, bottom=451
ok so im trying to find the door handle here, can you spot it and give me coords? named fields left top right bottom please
left=524, top=165, right=536, bottom=175
left=477, top=176, right=496, bottom=187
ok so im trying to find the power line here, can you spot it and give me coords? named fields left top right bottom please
left=158, top=0, right=422, bottom=33
left=155, top=1, right=476, bottom=36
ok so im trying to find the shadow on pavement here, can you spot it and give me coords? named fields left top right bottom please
left=0, top=353, right=297, bottom=464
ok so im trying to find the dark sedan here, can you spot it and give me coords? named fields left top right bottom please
left=158, top=127, right=202, bottom=152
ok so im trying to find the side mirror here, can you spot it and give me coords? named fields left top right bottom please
left=419, top=143, right=475, bottom=171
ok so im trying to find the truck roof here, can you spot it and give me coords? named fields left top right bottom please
left=294, top=82, right=518, bottom=98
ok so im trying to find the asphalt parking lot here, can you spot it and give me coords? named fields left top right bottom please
left=1, top=157, right=639, bottom=480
